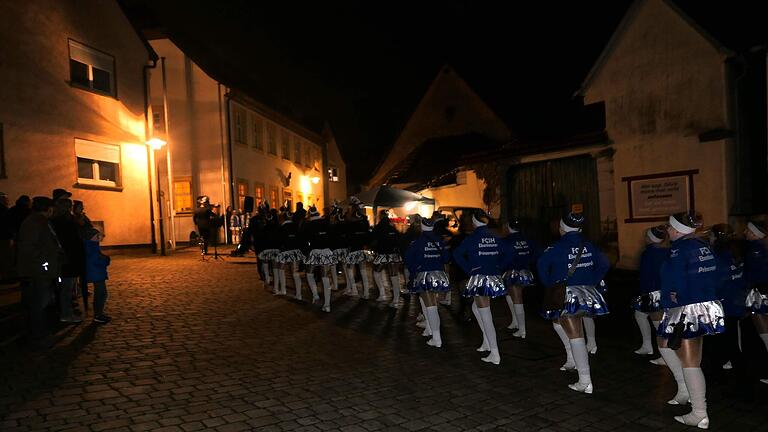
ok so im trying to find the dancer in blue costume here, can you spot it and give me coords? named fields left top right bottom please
left=537, top=212, right=609, bottom=394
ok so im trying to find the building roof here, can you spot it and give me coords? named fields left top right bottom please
left=385, top=133, right=503, bottom=191
left=575, top=0, right=767, bottom=97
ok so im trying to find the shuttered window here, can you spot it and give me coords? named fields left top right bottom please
left=68, top=39, right=115, bottom=97
left=75, top=138, right=121, bottom=188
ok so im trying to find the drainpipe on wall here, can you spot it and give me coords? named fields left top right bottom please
left=217, top=84, right=229, bottom=242
left=142, top=58, right=158, bottom=253
left=161, top=57, right=176, bottom=251
left=224, top=91, right=236, bottom=243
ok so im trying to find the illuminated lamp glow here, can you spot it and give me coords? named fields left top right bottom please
left=404, top=201, right=417, bottom=211
left=146, top=138, right=167, bottom=150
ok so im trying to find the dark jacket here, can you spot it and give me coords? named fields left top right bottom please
left=279, top=221, right=306, bottom=251
left=537, top=231, right=609, bottom=288
left=51, top=214, right=85, bottom=278
left=84, top=239, right=110, bottom=282
left=405, top=231, right=450, bottom=274
left=713, top=248, right=746, bottom=317
left=453, top=226, right=515, bottom=276
left=303, top=217, right=331, bottom=251
left=346, top=218, right=370, bottom=252
left=660, top=236, right=718, bottom=308
left=501, top=231, right=539, bottom=272
left=638, top=244, right=669, bottom=295
left=372, top=219, right=400, bottom=254
left=17, top=212, right=62, bottom=278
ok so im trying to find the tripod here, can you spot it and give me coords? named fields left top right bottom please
left=199, top=231, right=225, bottom=261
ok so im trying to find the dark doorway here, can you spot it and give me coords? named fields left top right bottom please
left=506, top=154, right=600, bottom=246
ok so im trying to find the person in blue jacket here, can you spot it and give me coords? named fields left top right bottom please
left=633, top=225, right=669, bottom=357
left=453, top=210, right=514, bottom=365
left=303, top=206, right=336, bottom=312
left=405, top=218, right=451, bottom=348
left=743, top=219, right=768, bottom=385
left=709, top=224, right=747, bottom=375
left=371, top=210, right=403, bottom=307
left=276, top=208, right=306, bottom=299
left=501, top=217, right=538, bottom=339
left=537, top=212, right=609, bottom=394
left=656, top=212, right=724, bottom=429
left=344, top=197, right=373, bottom=298
left=84, top=227, right=111, bottom=324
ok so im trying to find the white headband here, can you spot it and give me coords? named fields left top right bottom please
left=506, top=223, right=519, bottom=233
left=668, top=215, right=696, bottom=235
left=310, top=215, right=321, bottom=221
left=472, top=214, right=487, bottom=227
left=748, top=221, right=766, bottom=239
left=559, top=219, right=580, bottom=233
left=420, top=222, right=433, bottom=232
left=647, top=229, right=663, bottom=243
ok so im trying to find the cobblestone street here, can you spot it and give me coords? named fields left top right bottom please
left=1, top=250, right=767, bottom=431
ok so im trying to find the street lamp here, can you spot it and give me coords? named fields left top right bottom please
left=146, top=137, right=167, bottom=150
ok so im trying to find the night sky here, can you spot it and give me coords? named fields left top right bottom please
left=121, top=1, right=638, bottom=185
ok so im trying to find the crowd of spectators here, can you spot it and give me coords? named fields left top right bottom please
left=0, top=188, right=111, bottom=350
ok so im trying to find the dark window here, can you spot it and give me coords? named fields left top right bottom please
left=92, top=67, right=111, bottom=93
left=68, top=39, right=115, bottom=97
left=69, top=59, right=89, bottom=87
left=281, top=130, right=290, bottom=160
left=77, top=157, right=95, bottom=179
left=97, top=161, right=117, bottom=181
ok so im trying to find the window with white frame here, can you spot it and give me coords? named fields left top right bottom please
left=68, top=39, right=116, bottom=97
left=293, top=135, right=302, bottom=164
left=328, top=167, right=339, bottom=182
left=303, top=141, right=311, bottom=168
left=251, top=115, right=263, bottom=151
left=234, top=107, right=246, bottom=144
left=280, top=129, right=290, bottom=160
left=75, top=139, right=121, bottom=187
left=266, top=123, right=277, bottom=155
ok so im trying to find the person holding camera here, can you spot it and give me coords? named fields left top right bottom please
left=656, top=212, right=724, bottom=429
left=193, top=196, right=221, bottom=255
left=537, top=212, right=609, bottom=394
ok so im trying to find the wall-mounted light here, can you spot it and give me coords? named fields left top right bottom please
left=311, top=176, right=320, bottom=184
left=146, top=137, right=167, bottom=150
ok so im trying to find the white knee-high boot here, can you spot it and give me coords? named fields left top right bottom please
left=262, top=262, right=271, bottom=285
left=278, top=269, right=287, bottom=295
left=389, top=273, right=401, bottom=308
left=321, top=276, right=332, bottom=312
left=272, top=267, right=280, bottom=294
left=553, top=322, right=575, bottom=370
left=659, top=347, right=689, bottom=405
left=426, top=305, right=441, bottom=347
left=306, top=270, right=320, bottom=301
left=513, top=304, right=526, bottom=338
left=567, top=338, right=592, bottom=393
left=505, top=295, right=518, bottom=329
left=345, top=265, right=358, bottom=295
left=419, top=296, right=431, bottom=335
left=472, top=302, right=488, bottom=351
left=292, top=271, right=303, bottom=300
left=478, top=307, right=500, bottom=364
left=331, top=266, right=339, bottom=291
left=359, top=264, right=371, bottom=298
left=373, top=270, right=387, bottom=301
left=634, top=311, right=653, bottom=354
left=583, top=317, right=597, bottom=354
left=675, top=368, right=709, bottom=428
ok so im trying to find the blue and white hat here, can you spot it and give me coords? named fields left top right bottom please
left=472, top=210, right=490, bottom=227
left=647, top=225, right=667, bottom=243
left=308, top=206, right=321, bottom=220
left=560, top=212, right=584, bottom=232
left=669, top=211, right=699, bottom=235
left=507, top=217, right=520, bottom=232
left=747, top=220, right=767, bottom=239
left=421, top=218, right=434, bottom=232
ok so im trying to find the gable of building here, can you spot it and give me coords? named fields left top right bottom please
left=367, top=65, right=510, bottom=188
left=579, top=0, right=729, bottom=137
left=575, top=0, right=732, bottom=98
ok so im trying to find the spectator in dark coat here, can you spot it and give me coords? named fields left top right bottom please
left=84, top=227, right=111, bottom=324
left=51, top=199, right=84, bottom=323
left=7, top=195, right=31, bottom=240
left=0, top=192, right=11, bottom=280
left=17, top=197, right=62, bottom=347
